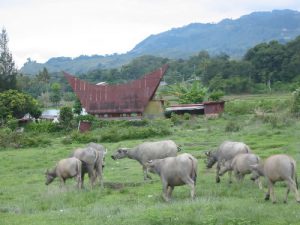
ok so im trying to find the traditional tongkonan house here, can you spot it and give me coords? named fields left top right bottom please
left=64, top=65, right=168, bottom=119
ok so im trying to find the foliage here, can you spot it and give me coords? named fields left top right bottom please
left=166, top=81, right=208, bottom=104
left=65, top=119, right=172, bottom=143
left=0, top=128, right=51, bottom=148
left=0, top=28, right=17, bottom=91
left=49, top=82, right=61, bottom=106
left=0, top=89, right=41, bottom=121
left=59, top=106, right=74, bottom=129
left=291, top=88, right=300, bottom=116
left=25, top=121, right=62, bottom=133
left=73, top=98, right=82, bottom=115
left=208, top=90, right=224, bottom=101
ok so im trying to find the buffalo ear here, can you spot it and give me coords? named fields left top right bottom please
left=45, top=169, right=49, bottom=175
left=205, top=151, right=210, bottom=157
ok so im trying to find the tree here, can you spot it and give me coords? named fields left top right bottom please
left=73, top=98, right=82, bottom=115
left=0, top=90, right=41, bottom=121
left=50, top=82, right=61, bottom=106
left=166, top=81, right=208, bottom=104
left=0, top=28, right=17, bottom=91
left=59, top=106, right=73, bottom=129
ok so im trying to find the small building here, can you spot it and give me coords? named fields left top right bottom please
left=165, top=101, right=225, bottom=117
left=64, top=65, right=168, bottom=119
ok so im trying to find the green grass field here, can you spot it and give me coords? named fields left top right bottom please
left=1, top=95, right=300, bottom=225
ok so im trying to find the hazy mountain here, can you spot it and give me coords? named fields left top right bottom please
left=21, top=9, right=300, bottom=75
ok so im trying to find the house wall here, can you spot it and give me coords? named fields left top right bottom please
left=143, top=100, right=164, bottom=119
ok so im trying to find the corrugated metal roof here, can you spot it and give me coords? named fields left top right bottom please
left=64, top=65, right=168, bottom=115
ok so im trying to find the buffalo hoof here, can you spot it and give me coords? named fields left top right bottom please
left=216, top=177, right=220, bottom=183
left=264, top=194, right=270, bottom=201
left=272, top=201, right=277, bottom=204
left=297, top=200, right=300, bottom=204
left=283, top=200, right=287, bottom=204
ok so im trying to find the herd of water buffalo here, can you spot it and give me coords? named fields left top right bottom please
left=45, top=140, right=300, bottom=203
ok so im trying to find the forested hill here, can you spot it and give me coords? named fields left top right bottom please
left=21, top=9, right=300, bottom=75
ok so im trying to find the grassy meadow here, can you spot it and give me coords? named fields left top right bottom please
left=1, top=94, right=300, bottom=225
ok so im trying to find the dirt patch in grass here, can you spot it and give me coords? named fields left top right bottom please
left=104, top=181, right=156, bottom=190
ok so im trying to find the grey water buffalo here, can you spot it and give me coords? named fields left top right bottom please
left=205, top=141, right=252, bottom=183
left=147, top=153, right=198, bottom=201
left=111, top=140, right=181, bottom=180
left=219, top=153, right=262, bottom=189
left=251, top=154, right=300, bottom=203
left=72, top=142, right=107, bottom=187
left=45, top=157, right=82, bottom=188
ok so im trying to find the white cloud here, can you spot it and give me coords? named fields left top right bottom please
left=0, top=0, right=299, bottom=68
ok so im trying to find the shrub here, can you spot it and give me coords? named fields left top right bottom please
left=208, top=90, right=224, bottom=101
left=0, top=128, right=52, bottom=149
left=25, top=121, right=62, bottom=133
left=225, top=121, right=241, bottom=132
left=170, top=113, right=182, bottom=125
left=183, top=113, right=191, bottom=120
left=6, top=116, right=18, bottom=131
left=225, top=101, right=255, bottom=115
left=291, top=88, right=300, bottom=116
left=59, top=106, right=74, bottom=130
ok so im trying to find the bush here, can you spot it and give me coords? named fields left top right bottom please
left=208, top=90, right=224, bottom=101
left=0, top=128, right=52, bottom=149
left=183, top=113, right=191, bottom=120
left=25, top=121, right=62, bottom=133
left=225, top=121, right=241, bottom=132
left=65, top=119, right=172, bottom=143
left=225, top=101, right=255, bottom=115
left=68, top=131, right=101, bottom=144
left=291, top=88, right=300, bottom=116
left=59, top=106, right=74, bottom=130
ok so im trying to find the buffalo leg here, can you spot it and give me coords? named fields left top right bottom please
left=183, top=177, right=196, bottom=199
left=216, top=163, right=221, bottom=183
left=87, top=165, right=96, bottom=187
left=228, top=170, right=233, bottom=184
left=76, top=173, right=82, bottom=189
left=162, top=181, right=169, bottom=202
left=287, top=178, right=300, bottom=203
left=269, top=180, right=276, bottom=203
left=265, top=179, right=271, bottom=201
left=255, top=177, right=263, bottom=190
left=95, top=166, right=104, bottom=187
left=167, top=186, right=174, bottom=199
left=143, top=166, right=152, bottom=180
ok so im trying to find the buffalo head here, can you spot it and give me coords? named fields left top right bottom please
left=111, top=148, right=129, bottom=160
left=205, top=151, right=218, bottom=169
left=45, top=169, right=55, bottom=185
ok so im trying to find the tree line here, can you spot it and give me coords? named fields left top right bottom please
left=79, top=35, right=300, bottom=94
left=1, top=26, right=300, bottom=122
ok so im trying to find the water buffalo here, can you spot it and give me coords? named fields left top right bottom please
left=205, top=141, right=252, bottom=183
left=45, top=157, right=82, bottom=188
left=72, top=142, right=107, bottom=187
left=111, top=140, right=181, bottom=180
left=219, top=153, right=262, bottom=189
left=147, top=153, right=198, bottom=201
left=251, top=154, right=300, bottom=203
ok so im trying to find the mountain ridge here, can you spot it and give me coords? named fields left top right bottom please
left=21, top=9, right=300, bottom=75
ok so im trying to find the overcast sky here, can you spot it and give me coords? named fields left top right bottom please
left=1, top=0, right=300, bottom=68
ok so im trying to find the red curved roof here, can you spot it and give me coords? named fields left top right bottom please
left=64, top=65, right=168, bottom=115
